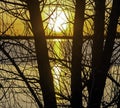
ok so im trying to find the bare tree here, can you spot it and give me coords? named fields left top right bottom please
left=71, top=0, right=85, bottom=107
left=0, top=0, right=57, bottom=107
left=0, top=0, right=120, bottom=108
left=88, top=0, right=105, bottom=107
left=26, top=0, right=57, bottom=107
left=88, top=0, right=120, bottom=107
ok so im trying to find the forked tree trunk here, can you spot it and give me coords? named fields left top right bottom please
left=26, top=0, right=57, bottom=108
left=71, top=0, right=85, bottom=107
left=88, top=0, right=120, bottom=107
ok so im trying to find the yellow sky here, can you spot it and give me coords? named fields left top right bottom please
left=0, top=0, right=119, bottom=36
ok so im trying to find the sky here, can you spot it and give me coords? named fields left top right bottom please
left=0, top=0, right=119, bottom=36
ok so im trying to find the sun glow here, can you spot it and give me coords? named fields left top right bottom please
left=48, top=8, right=68, bottom=33
left=53, top=65, right=61, bottom=89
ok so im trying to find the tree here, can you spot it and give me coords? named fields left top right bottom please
left=88, top=0, right=105, bottom=106
left=26, top=0, right=57, bottom=107
left=0, top=0, right=120, bottom=108
left=71, top=0, right=85, bottom=107
left=0, top=0, right=57, bottom=107
left=88, top=0, right=120, bottom=107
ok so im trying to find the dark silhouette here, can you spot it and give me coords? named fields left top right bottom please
left=88, top=0, right=120, bottom=107
left=88, top=0, right=105, bottom=107
left=0, top=0, right=120, bottom=108
left=71, top=0, right=85, bottom=107
left=26, top=0, right=57, bottom=108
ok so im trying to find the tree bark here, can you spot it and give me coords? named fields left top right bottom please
left=26, top=0, right=57, bottom=108
left=71, top=0, right=85, bottom=108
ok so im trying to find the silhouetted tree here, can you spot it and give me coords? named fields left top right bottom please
left=88, top=0, right=105, bottom=107
left=26, top=0, right=57, bottom=107
left=71, top=0, right=85, bottom=107
left=0, top=0, right=57, bottom=107
left=0, top=0, right=120, bottom=108
left=88, top=0, right=120, bottom=107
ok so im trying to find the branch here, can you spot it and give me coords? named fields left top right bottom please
left=0, top=0, right=27, bottom=7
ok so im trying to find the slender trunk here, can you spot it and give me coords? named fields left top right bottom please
left=71, top=0, right=85, bottom=108
left=88, top=0, right=105, bottom=107
left=88, top=0, right=120, bottom=107
left=91, top=0, right=105, bottom=76
left=26, top=0, right=57, bottom=108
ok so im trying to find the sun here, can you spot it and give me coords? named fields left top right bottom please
left=48, top=8, right=68, bottom=33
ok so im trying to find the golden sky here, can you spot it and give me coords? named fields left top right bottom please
left=0, top=0, right=119, bottom=36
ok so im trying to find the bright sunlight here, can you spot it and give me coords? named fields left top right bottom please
left=48, top=8, right=68, bottom=33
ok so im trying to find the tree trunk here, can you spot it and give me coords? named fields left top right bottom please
left=71, top=0, right=85, bottom=108
left=88, top=0, right=120, bottom=107
left=26, top=0, right=57, bottom=108
left=88, top=0, right=105, bottom=107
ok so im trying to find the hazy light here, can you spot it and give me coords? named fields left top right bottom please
left=53, top=65, right=61, bottom=88
left=48, top=8, right=67, bottom=33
